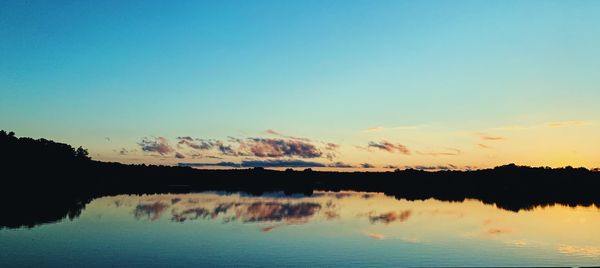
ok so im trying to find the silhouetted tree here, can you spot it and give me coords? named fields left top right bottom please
left=75, top=146, right=90, bottom=160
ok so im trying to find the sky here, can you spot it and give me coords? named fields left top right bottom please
left=1, top=0, right=600, bottom=170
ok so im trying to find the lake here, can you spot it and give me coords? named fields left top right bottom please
left=1, top=191, right=599, bottom=267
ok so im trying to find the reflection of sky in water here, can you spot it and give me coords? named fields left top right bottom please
left=1, top=191, right=600, bottom=267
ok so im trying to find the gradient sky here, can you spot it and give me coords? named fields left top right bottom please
left=1, top=0, right=600, bottom=170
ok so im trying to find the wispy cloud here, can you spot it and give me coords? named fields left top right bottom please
left=264, top=129, right=311, bottom=142
left=265, top=129, right=281, bottom=135
left=478, top=143, right=493, bottom=149
left=416, top=148, right=461, bottom=156
left=361, top=163, right=375, bottom=168
left=494, top=120, right=592, bottom=131
left=545, top=120, right=591, bottom=128
left=367, top=141, right=411, bottom=155
left=364, top=127, right=385, bottom=133
left=478, top=133, right=505, bottom=141
left=362, top=125, right=425, bottom=133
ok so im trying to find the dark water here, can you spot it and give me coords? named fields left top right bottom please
left=1, top=191, right=599, bottom=267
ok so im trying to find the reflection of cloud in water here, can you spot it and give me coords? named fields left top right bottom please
left=134, top=202, right=170, bottom=221
left=172, top=208, right=211, bottom=222
left=486, top=228, right=511, bottom=236
left=367, top=232, right=385, bottom=240
left=240, top=202, right=321, bottom=222
left=369, top=210, right=412, bottom=224
left=261, top=225, right=277, bottom=233
left=425, top=209, right=464, bottom=218
left=333, top=192, right=354, bottom=199
left=136, top=199, right=322, bottom=225
left=558, top=245, right=600, bottom=257
left=509, top=240, right=528, bottom=247
left=361, top=193, right=376, bottom=199
left=323, top=210, right=339, bottom=220
left=213, top=203, right=236, bottom=215
left=399, top=236, right=420, bottom=243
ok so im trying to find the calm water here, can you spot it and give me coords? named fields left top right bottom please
left=1, top=191, right=600, bottom=267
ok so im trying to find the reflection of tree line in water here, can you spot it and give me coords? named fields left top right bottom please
left=1, top=130, right=600, bottom=228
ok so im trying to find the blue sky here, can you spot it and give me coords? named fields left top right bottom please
left=1, top=1, right=599, bottom=169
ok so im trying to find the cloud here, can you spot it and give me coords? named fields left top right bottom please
left=177, top=137, right=218, bottom=150
left=241, top=138, right=322, bottom=158
left=478, top=144, right=493, bottom=149
left=176, top=133, right=338, bottom=160
left=138, top=137, right=174, bottom=155
left=323, top=143, right=340, bottom=160
left=478, top=133, right=505, bottom=141
left=177, top=137, right=239, bottom=156
left=361, top=163, right=375, bottom=168
left=177, top=136, right=193, bottom=142
left=325, top=143, right=339, bottom=150
left=327, top=162, right=354, bottom=168
left=118, top=148, right=128, bottom=155
left=216, top=142, right=238, bottom=156
left=416, top=148, right=461, bottom=156
left=405, top=165, right=452, bottom=171
left=179, top=159, right=331, bottom=168
left=383, top=165, right=399, bottom=169
left=242, top=160, right=325, bottom=168
left=175, top=152, right=186, bottom=159
left=367, top=141, right=410, bottom=155
left=369, top=210, right=412, bottom=224
left=179, top=162, right=242, bottom=168
left=265, top=129, right=281, bottom=135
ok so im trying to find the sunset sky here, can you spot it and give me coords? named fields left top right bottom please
left=1, top=1, right=599, bottom=170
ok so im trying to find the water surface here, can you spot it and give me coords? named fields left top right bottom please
left=1, top=191, right=599, bottom=267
